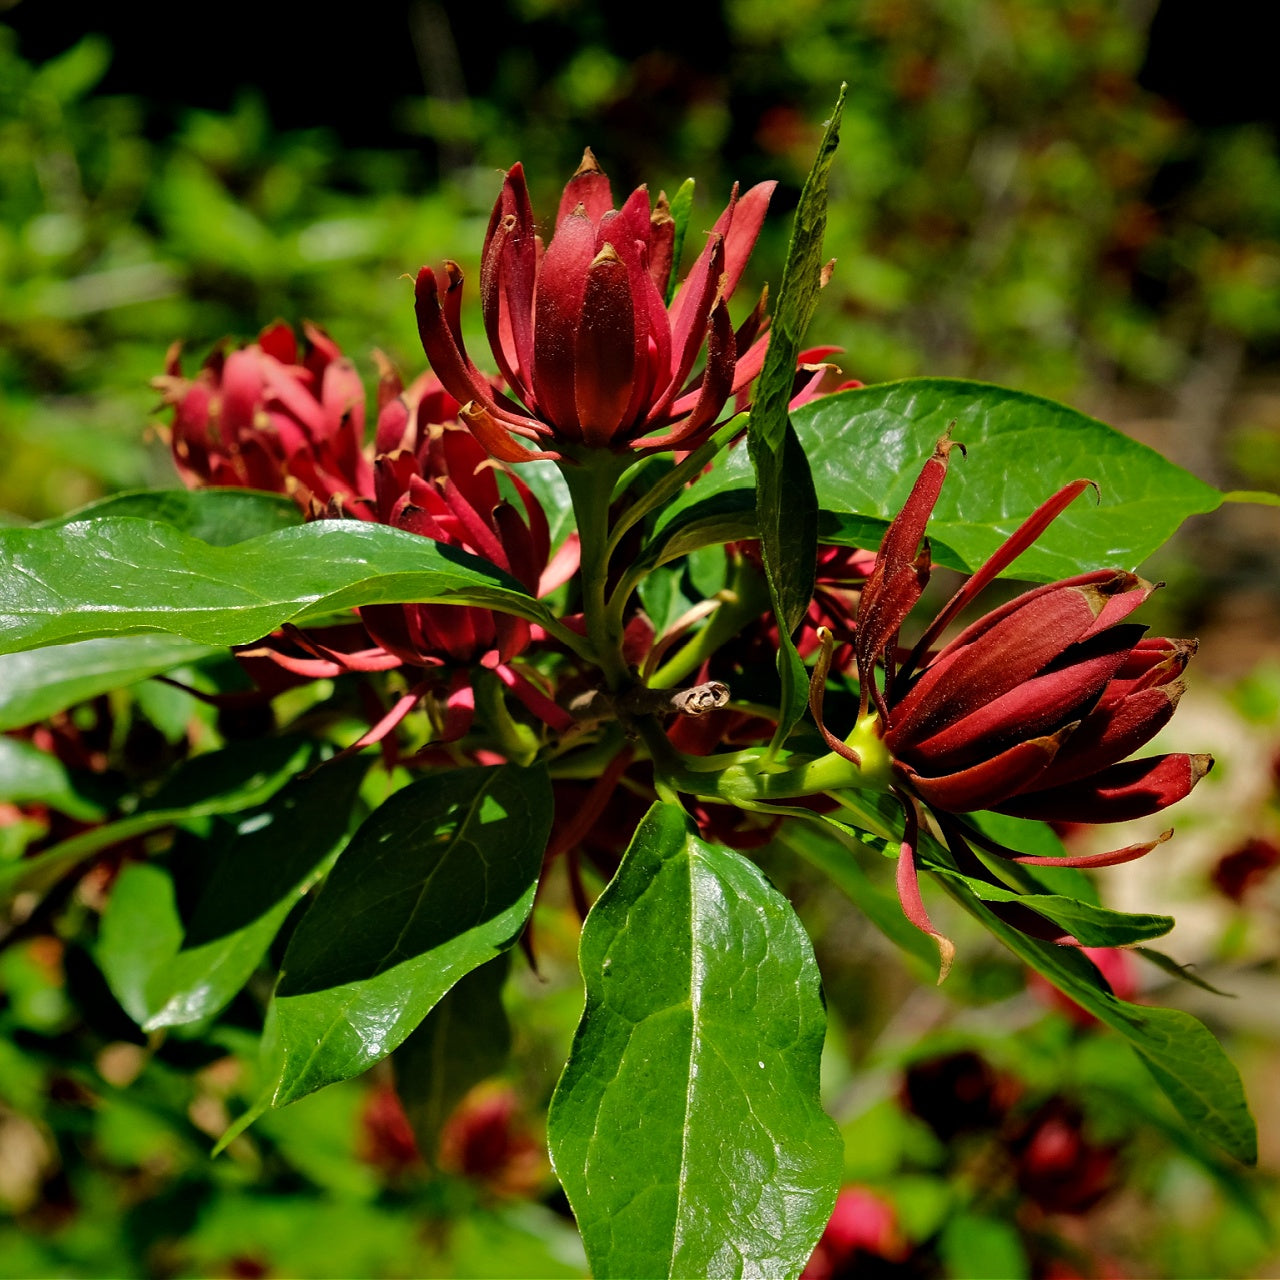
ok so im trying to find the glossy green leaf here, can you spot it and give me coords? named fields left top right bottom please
left=141, top=735, right=315, bottom=816
left=0, top=736, right=313, bottom=907
left=0, top=736, right=103, bottom=821
left=264, top=763, right=552, bottom=1107
left=801, top=795, right=1256, bottom=1163
left=141, top=759, right=368, bottom=1029
left=0, top=634, right=222, bottom=732
left=514, top=459, right=575, bottom=550
left=941, top=874, right=1257, bottom=1164
left=925, top=864, right=1174, bottom=946
left=41, top=487, right=301, bottom=545
left=549, top=802, right=841, bottom=1279
left=663, top=379, right=1223, bottom=581
left=0, top=516, right=552, bottom=654
left=394, top=953, right=513, bottom=1164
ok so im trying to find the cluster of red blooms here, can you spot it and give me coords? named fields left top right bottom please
left=156, top=148, right=1211, bottom=954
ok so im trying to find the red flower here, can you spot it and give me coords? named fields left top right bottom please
left=801, top=1187, right=909, bottom=1278
left=900, top=1049, right=1018, bottom=1140
left=414, top=149, right=776, bottom=458
left=811, top=438, right=1212, bottom=968
left=1011, top=1101, right=1121, bottom=1215
left=1210, top=836, right=1280, bottom=902
left=354, top=375, right=574, bottom=738
left=155, top=321, right=373, bottom=512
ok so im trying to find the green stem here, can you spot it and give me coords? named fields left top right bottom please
left=559, top=450, right=634, bottom=691
left=640, top=713, right=893, bottom=807
left=603, top=413, right=747, bottom=562
left=647, top=557, right=771, bottom=687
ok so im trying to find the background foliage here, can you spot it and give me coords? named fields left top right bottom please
left=2, top=1, right=1279, bottom=1276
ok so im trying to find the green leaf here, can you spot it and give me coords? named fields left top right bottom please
left=798, top=380, right=1223, bottom=578
left=1223, top=488, right=1280, bottom=507
left=746, top=89, right=843, bottom=744
left=925, top=864, right=1174, bottom=946
left=141, top=759, right=369, bottom=1029
left=780, top=821, right=938, bottom=974
left=393, top=953, right=513, bottom=1165
left=750, top=86, right=845, bottom=459
left=665, top=178, right=696, bottom=305
left=549, top=802, right=840, bottom=1279
left=264, top=763, right=552, bottom=1107
left=0, top=736, right=314, bottom=907
left=140, top=735, right=315, bottom=816
left=513, top=462, right=575, bottom=549
left=0, top=635, right=222, bottom=732
left=0, top=736, right=103, bottom=821
left=0, top=517, right=552, bottom=654
left=97, top=863, right=186, bottom=1027
left=941, top=875, right=1257, bottom=1164
left=663, top=379, right=1223, bottom=582
left=1134, top=946, right=1236, bottom=998
left=939, top=1211, right=1029, bottom=1280
left=40, top=487, right=302, bottom=545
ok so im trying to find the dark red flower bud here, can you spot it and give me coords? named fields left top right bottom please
left=415, top=149, right=776, bottom=456
left=438, top=1084, right=544, bottom=1197
left=1010, top=1102, right=1121, bottom=1215
left=900, top=1050, right=1018, bottom=1140
left=359, top=1083, right=421, bottom=1176
left=1211, top=836, right=1280, bottom=902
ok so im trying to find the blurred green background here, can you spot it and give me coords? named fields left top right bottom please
left=3, top=1, right=1280, bottom=1276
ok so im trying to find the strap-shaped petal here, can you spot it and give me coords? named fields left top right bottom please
left=995, top=753, right=1213, bottom=823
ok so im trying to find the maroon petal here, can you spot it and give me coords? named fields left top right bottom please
left=856, top=437, right=954, bottom=697
left=556, top=147, right=614, bottom=227
left=902, top=480, right=1095, bottom=676
left=258, top=321, right=298, bottom=364
left=895, top=797, right=955, bottom=982
left=889, top=581, right=1121, bottom=749
left=415, top=265, right=514, bottom=416
left=575, top=244, right=639, bottom=445
left=375, top=395, right=411, bottom=455
left=714, top=180, right=776, bottom=302
left=1013, top=830, right=1172, bottom=869
left=900, top=730, right=1065, bottom=813
left=1102, top=637, right=1197, bottom=703
left=649, top=233, right=726, bottom=425
left=903, top=624, right=1147, bottom=771
left=1027, top=682, right=1184, bottom=790
left=481, top=165, right=538, bottom=398
left=807, top=627, right=862, bottom=767
left=459, top=402, right=559, bottom=463
left=995, top=753, right=1213, bottom=823
left=494, top=662, right=575, bottom=733
left=631, top=297, right=735, bottom=451
left=647, top=192, right=676, bottom=296
left=532, top=207, right=596, bottom=438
